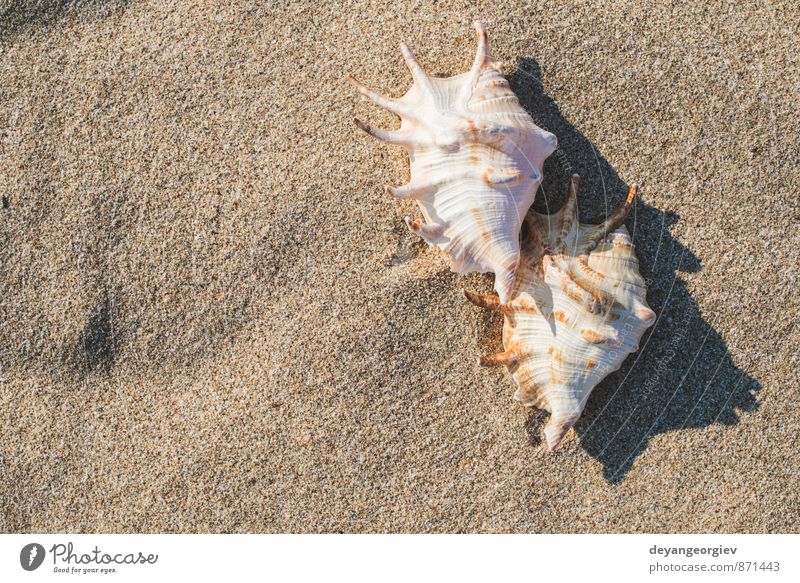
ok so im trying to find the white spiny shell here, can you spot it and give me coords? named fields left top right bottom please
left=466, top=176, right=656, bottom=450
left=349, top=22, right=557, bottom=302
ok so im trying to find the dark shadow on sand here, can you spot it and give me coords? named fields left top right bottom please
left=0, top=0, right=127, bottom=40
left=509, top=58, right=760, bottom=483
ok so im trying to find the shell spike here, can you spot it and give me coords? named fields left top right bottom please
left=385, top=184, right=407, bottom=198
left=479, top=349, right=520, bottom=367
left=585, top=183, right=638, bottom=250
left=459, top=21, right=493, bottom=104
left=544, top=413, right=580, bottom=451
left=346, top=75, right=407, bottom=117
left=399, top=43, right=434, bottom=94
left=471, top=21, right=492, bottom=69
left=463, top=290, right=501, bottom=311
left=404, top=216, right=445, bottom=244
left=353, top=118, right=412, bottom=146
left=493, top=261, right=518, bottom=305
left=634, top=303, right=657, bottom=325
left=385, top=182, right=433, bottom=199
left=555, top=174, right=580, bottom=252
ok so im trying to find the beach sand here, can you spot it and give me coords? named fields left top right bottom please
left=1, top=0, right=798, bottom=532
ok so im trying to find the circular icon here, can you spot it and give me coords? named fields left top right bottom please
left=20, top=543, right=45, bottom=571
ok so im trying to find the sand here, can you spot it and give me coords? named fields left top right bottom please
left=1, top=0, right=798, bottom=533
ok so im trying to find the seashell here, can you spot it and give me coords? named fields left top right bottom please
left=465, top=175, right=656, bottom=450
left=348, top=22, right=558, bottom=302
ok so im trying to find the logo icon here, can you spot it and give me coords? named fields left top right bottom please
left=20, top=543, right=46, bottom=571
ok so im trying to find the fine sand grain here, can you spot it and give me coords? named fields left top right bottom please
left=1, top=1, right=798, bottom=532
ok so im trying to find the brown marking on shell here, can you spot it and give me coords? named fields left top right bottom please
left=586, top=358, right=597, bottom=370
left=548, top=345, right=565, bottom=362
left=552, top=310, right=570, bottom=325
left=576, top=255, right=606, bottom=282
left=505, top=295, right=539, bottom=314
left=487, top=79, right=508, bottom=88
left=469, top=144, right=480, bottom=164
left=558, top=267, right=594, bottom=306
left=471, top=208, right=491, bottom=242
left=501, top=318, right=514, bottom=348
left=580, top=329, right=610, bottom=344
left=549, top=364, right=561, bottom=385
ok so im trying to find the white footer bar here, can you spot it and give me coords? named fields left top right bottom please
left=1, top=534, right=796, bottom=582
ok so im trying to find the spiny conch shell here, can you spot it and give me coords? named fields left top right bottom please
left=348, top=22, right=558, bottom=303
left=465, top=175, right=656, bottom=450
